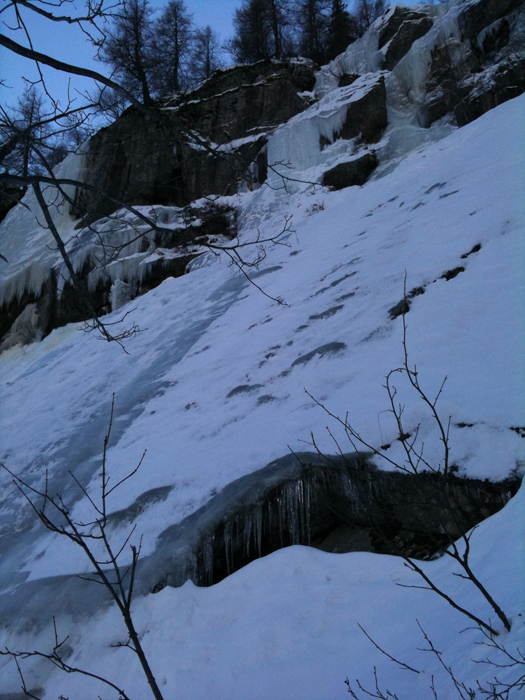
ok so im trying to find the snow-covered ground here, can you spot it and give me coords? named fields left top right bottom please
left=0, top=75, right=524, bottom=700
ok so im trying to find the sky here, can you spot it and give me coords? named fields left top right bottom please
left=0, top=0, right=425, bottom=110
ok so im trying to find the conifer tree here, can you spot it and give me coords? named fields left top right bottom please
left=327, top=0, right=356, bottom=60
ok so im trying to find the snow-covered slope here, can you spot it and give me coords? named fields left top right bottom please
left=0, top=78, right=523, bottom=696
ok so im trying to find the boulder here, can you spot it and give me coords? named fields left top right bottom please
left=322, top=152, right=378, bottom=190
left=383, top=16, right=434, bottom=71
left=336, top=76, right=387, bottom=143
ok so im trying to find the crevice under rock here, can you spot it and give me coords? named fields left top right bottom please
left=141, top=452, right=519, bottom=592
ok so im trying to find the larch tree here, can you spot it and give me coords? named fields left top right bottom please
left=353, top=0, right=388, bottom=36
left=153, top=0, right=194, bottom=96
left=229, top=0, right=272, bottom=63
left=98, top=0, right=156, bottom=105
left=228, top=0, right=293, bottom=64
left=295, top=0, right=331, bottom=64
left=191, top=25, right=224, bottom=85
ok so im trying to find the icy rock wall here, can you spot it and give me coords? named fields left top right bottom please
left=0, top=449, right=519, bottom=628
left=0, top=150, right=85, bottom=307
left=0, top=197, right=234, bottom=343
left=137, top=452, right=519, bottom=593
left=266, top=74, right=387, bottom=189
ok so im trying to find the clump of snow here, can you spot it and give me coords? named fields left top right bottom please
left=110, top=278, right=137, bottom=312
left=0, top=303, right=43, bottom=352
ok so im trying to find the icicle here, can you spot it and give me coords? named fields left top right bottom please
left=202, top=533, right=215, bottom=585
left=254, top=506, right=263, bottom=558
left=223, top=522, right=233, bottom=575
left=244, top=513, right=252, bottom=558
left=277, top=495, right=284, bottom=547
left=305, top=480, right=312, bottom=546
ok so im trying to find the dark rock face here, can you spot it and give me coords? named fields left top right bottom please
left=457, top=0, right=523, bottom=40
left=422, top=1, right=525, bottom=127
left=378, top=6, right=432, bottom=49
left=479, top=18, right=511, bottom=55
left=0, top=187, right=25, bottom=225
left=290, top=61, right=318, bottom=92
left=178, top=73, right=308, bottom=144
left=74, top=108, right=264, bottom=224
left=322, top=152, right=378, bottom=190
left=383, top=17, right=434, bottom=71
left=338, top=73, right=360, bottom=88
left=337, top=76, right=387, bottom=143
left=454, top=55, right=525, bottom=126
left=423, top=38, right=480, bottom=126
left=75, top=62, right=311, bottom=224
left=181, top=59, right=317, bottom=102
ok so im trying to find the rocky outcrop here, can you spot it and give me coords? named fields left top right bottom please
left=1, top=451, right=518, bottom=627
left=74, top=61, right=313, bottom=224
left=178, top=59, right=317, bottom=102
left=378, top=6, right=433, bottom=49
left=423, top=38, right=480, bottom=125
left=422, top=1, right=525, bottom=126
left=457, top=0, right=523, bottom=40
left=141, top=452, right=519, bottom=590
left=336, top=75, right=387, bottom=143
left=383, top=16, right=434, bottom=70
left=454, top=55, right=525, bottom=126
left=73, top=108, right=264, bottom=224
left=0, top=201, right=235, bottom=348
left=322, top=152, right=378, bottom=190
left=178, top=72, right=309, bottom=145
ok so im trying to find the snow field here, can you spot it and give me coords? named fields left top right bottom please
left=0, top=68, right=524, bottom=700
